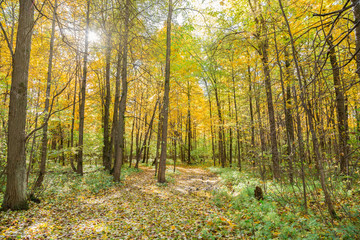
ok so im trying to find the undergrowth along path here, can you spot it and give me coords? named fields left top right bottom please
left=0, top=166, right=242, bottom=239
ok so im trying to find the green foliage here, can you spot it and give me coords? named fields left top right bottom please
left=35, top=165, right=141, bottom=200
left=209, top=166, right=360, bottom=239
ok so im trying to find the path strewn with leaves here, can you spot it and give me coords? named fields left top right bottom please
left=1, top=167, right=243, bottom=239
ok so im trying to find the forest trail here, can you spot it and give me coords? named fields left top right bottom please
left=1, top=167, right=242, bottom=239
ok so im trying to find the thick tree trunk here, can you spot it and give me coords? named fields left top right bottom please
left=158, top=0, right=173, bottom=183
left=113, top=0, right=130, bottom=182
left=2, top=0, right=34, bottom=211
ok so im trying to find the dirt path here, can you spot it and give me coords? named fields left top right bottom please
left=1, top=167, right=242, bottom=239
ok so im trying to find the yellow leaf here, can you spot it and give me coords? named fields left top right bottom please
left=171, top=225, right=176, bottom=230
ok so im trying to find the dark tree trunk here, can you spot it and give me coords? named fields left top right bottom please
left=327, top=36, right=349, bottom=174
left=110, top=44, right=122, bottom=172
left=70, top=55, right=79, bottom=172
left=2, top=0, right=34, bottom=211
left=248, top=66, right=255, bottom=149
left=351, top=0, right=360, bottom=77
left=259, top=27, right=280, bottom=180
left=154, top=101, right=162, bottom=175
left=187, top=84, right=191, bottom=164
left=158, top=0, right=173, bottom=183
left=129, top=114, right=135, bottom=167
left=274, top=28, right=294, bottom=184
left=231, top=73, right=241, bottom=170
left=77, top=0, right=91, bottom=176
left=113, top=0, right=130, bottom=182
left=214, top=82, right=226, bottom=168
left=292, top=86, right=308, bottom=213
left=103, top=32, right=112, bottom=171
left=228, top=94, right=233, bottom=167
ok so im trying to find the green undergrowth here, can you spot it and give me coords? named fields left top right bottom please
left=41, top=165, right=141, bottom=200
left=0, top=165, right=141, bottom=206
left=209, top=167, right=360, bottom=239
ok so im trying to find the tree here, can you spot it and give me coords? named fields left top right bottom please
left=2, top=0, right=35, bottom=211
left=33, top=0, right=58, bottom=191
left=158, top=0, right=173, bottom=183
left=113, top=0, right=131, bottom=182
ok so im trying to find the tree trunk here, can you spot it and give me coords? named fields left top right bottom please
left=154, top=101, right=162, bottom=176
left=2, top=0, right=34, bottom=211
left=187, top=83, right=191, bottom=164
left=278, top=0, right=336, bottom=218
left=113, top=0, right=130, bottom=182
left=228, top=94, right=233, bottom=167
left=129, top=115, right=135, bottom=167
left=70, top=55, right=79, bottom=172
left=158, top=0, right=173, bottom=183
left=326, top=36, right=349, bottom=175
left=103, top=32, right=112, bottom=171
left=213, top=82, right=226, bottom=168
left=34, top=0, right=57, bottom=190
left=292, top=86, right=308, bottom=213
left=259, top=23, right=280, bottom=180
left=77, top=0, right=91, bottom=176
left=274, top=27, right=294, bottom=184
left=110, top=44, right=122, bottom=172
left=351, top=0, right=360, bottom=77
left=136, top=101, right=158, bottom=168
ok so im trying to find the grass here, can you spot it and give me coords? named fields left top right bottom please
left=0, top=164, right=141, bottom=206
left=209, top=166, right=360, bottom=239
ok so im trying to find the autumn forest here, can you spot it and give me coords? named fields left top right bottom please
left=0, top=0, right=360, bottom=238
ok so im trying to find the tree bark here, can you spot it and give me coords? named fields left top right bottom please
left=2, top=0, right=34, bottom=211
left=113, top=0, right=131, bottom=182
left=259, top=27, right=281, bottom=180
left=326, top=36, right=349, bottom=175
left=158, top=0, right=173, bottom=183
left=351, top=0, right=360, bottom=77
left=103, top=31, right=112, bottom=171
left=278, top=0, right=336, bottom=218
left=34, top=0, right=57, bottom=190
left=77, top=0, right=91, bottom=176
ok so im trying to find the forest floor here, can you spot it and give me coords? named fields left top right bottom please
left=0, top=166, right=244, bottom=239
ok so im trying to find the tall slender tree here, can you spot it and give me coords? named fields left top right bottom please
left=158, top=0, right=173, bottom=183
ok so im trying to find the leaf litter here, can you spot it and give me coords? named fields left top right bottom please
left=0, top=166, right=244, bottom=239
